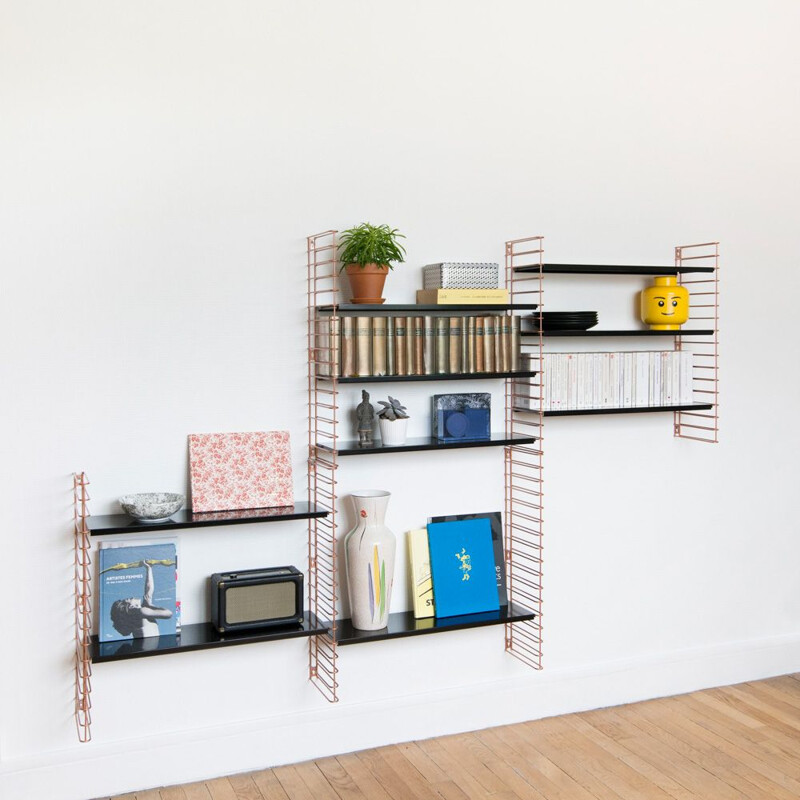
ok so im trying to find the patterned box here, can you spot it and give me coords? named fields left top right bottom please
left=189, top=431, right=293, bottom=512
left=423, top=262, right=500, bottom=290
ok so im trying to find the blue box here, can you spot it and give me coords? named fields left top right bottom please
left=432, top=393, right=491, bottom=442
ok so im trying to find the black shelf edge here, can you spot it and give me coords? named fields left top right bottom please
left=88, top=502, right=328, bottom=536
left=521, top=329, right=715, bottom=338
left=322, top=370, right=537, bottom=384
left=316, top=432, right=538, bottom=456
left=91, top=613, right=328, bottom=663
left=513, top=263, right=715, bottom=276
left=316, top=303, right=539, bottom=315
left=512, top=402, right=714, bottom=417
left=334, top=603, right=536, bottom=646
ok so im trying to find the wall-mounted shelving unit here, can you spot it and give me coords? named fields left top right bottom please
left=317, top=432, right=536, bottom=456
left=72, top=233, right=718, bottom=740
left=335, top=603, right=536, bottom=646
left=306, top=230, right=544, bottom=704
left=71, top=473, right=329, bottom=741
left=509, top=243, right=720, bottom=436
left=531, top=329, right=714, bottom=338
left=92, top=614, right=327, bottom=664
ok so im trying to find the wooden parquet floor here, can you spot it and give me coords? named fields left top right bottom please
left=108, top=674, right=800, bottom=800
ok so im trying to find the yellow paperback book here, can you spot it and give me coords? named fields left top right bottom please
left=408, top=528, right=434, bottom=618
left=416, top=289, right=509, bottom=305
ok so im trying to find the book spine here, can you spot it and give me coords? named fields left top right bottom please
left=475, top=316, right=485, bottom=372
left=636, top=353, right=648, bottom=406
left=394, top=317, right=407, bottom=376
left=510, top=315, right=520, bottom=372
left=466, top=316, right=476, bottom=374
left=371, top=317, right=387, bottom=377
left=483, top=316, right=495, bottom=372
left=593, top=353, right=602, bottom=408
left=581, top=353, right=591, bottom=408
left=449, top=317, right=462, bottom=374
left=681, top=351, right=694, bottom=403
left=566, top=353, right=576, bottom=410
left=609, top=353, right=619, bottom=407
left=493, top=316, right=502, bottom=375
left=354, top=317, right=372, bottom=377
left=331, top=317, right=341, bottom=377
left=314, top=318, right=329, bottom=377
left=416, top=288, right=508, bottom=304
left=385, top=317, right=395, bottom=376
left=408, top=529, right=434, bottom=619
left=341, top=316, right=355, bottom=377
left=423, top=316, right=435, bottom=375
left=413, top=317, right=424, bottom=376
left=500, top=316, right=511, bottom=373
left=435, top=317, right=449, bottom=373
left=672, top=351, right=681, bottom=405
left=406, top=316, right=416, bottom=376
left=315, top=317, right=340, bottom=377
left=460, top=316, right=468, bottom=374
left=543, top=353, right=551, bottom=410
left=623, top=352, right=634, bottom=407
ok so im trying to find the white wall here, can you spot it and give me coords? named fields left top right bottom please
left=2, top=1, right=799, bottom=797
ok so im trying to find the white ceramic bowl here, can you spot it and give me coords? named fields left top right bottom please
left=119, top=492, right=184, bottom=523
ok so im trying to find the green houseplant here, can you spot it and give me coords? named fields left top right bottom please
left=338, top=223, right=406, bottom=304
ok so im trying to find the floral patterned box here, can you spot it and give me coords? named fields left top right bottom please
left=188, top=431, right=294, bottom=513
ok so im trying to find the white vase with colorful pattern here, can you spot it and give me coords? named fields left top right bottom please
left=344, top=490, right=395, bottom=630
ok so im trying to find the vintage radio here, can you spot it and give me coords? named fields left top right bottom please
left=210, top=566, right=304, bottom=634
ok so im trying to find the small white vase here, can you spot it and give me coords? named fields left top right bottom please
left=344, top=490, right=396, bottom=630
left=379, top=417, right=408, bottom=446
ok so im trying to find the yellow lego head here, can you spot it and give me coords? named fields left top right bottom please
left=640, top=276, right=690, bottom=330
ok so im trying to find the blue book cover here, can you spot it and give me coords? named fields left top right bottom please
left=427, top=518, right=500, bottom=618
left=99, top=542, right=177, bottom=642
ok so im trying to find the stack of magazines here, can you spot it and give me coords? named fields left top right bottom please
left=516, top=351, right=695, bottom=411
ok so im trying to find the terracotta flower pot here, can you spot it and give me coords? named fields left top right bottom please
left=345, top=263, right=388, bottom=304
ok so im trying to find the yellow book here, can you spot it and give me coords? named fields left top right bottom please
left=416, top=289, right=509, bottom=305
left=408, top=529, right=434, bottom=619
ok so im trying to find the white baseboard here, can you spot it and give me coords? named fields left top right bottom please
left=4, top=632, right=800, bottom=800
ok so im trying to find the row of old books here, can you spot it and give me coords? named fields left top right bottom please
left=316, top=315, right=524, bottom=378
left=516, top=351, right=696, bottom=411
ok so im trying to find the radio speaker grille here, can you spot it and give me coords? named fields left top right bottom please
left=225, top=583, right=296, bottom=624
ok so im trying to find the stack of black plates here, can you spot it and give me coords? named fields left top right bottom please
left=523, top=311, right=599, bottom=332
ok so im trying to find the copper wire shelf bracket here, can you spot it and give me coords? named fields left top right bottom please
left=674, top=242, right=720, bottom=443
left=505, top=235, right=544, bottom=669
left=73, top=472, right=93, bottom=742
left=307, top=230, right=340, bottom=703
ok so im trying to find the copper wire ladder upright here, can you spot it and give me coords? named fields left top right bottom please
left=505, top=236, right=545, bottom=669
left=675, top=241, right=720, bottom=443
left=73, top=471, right=93, bottom=742
left=307, top=230, right=340, bottom=702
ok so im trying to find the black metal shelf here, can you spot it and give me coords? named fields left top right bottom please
left=322, top=370, right=537, bottom=384
left=522, top=328, right=715, bottom=338
left=514, top=263, right=715, bottom=276
left=512, top=402, right=713, bottom=417
left=316, top=303, right=538, bottom=315
left=316, top=432, right=538, bottom=457
left=91, top=613, right=328, bottom=663
left=335, top=603, right=536, bottom=646
left=88, top=502, right=328, bottom=536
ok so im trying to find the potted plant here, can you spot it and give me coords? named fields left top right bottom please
left=377, top=396, right=409, bottom=446
left=338, top=223, right=406, bottom=304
